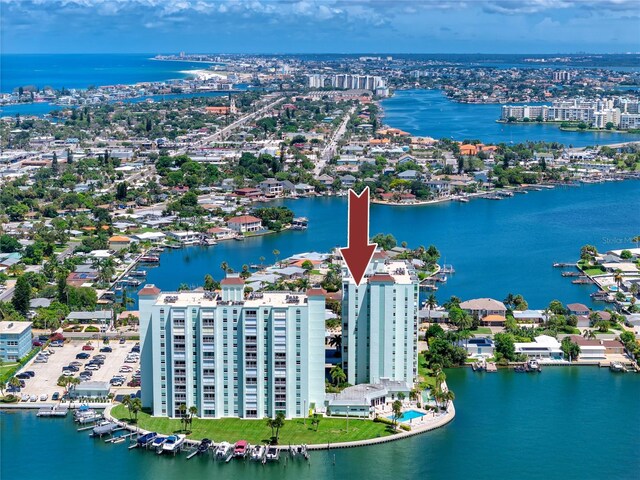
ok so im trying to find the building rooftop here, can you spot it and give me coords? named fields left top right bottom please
left=0, top=321, right=32, bottom=335
left=153, top=290, right=313, bottom=308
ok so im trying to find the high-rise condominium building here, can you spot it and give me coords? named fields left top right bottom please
left=341, top=255, right=419, bottom=388
left=139, top=279, right=326, bottom=419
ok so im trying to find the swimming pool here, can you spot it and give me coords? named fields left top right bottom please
left=387, top=409, right=426, bottom=423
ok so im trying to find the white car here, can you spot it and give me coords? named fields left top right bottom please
left=119, top=366, right=133, bottom=373
left=29, top=395, right=37, bottom=402
left=61, top=370, right=74, bottom=376
left=85, top=364, right=100, bottom=371
left=34, top=358, right=48, bottom=364
left=39, top=393, right=48, bottom=401
left=21, top=393, right=30, bottom=402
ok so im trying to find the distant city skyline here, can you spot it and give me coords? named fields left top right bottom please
left=2, top=0, right=639, bottom=55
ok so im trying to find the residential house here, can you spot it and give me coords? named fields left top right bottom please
left=340, top=175, right=356, bottom=187
left=227, top=215, right=263, bottom=234
left=460, top=298, right=507, bottom=326
left=566, top=303, right=590, bottom=316
left=108, top=235, right=132, bottom=251
left=258, top=178, right=283, bottom=197
left=514, top=335, right=563, bottom=360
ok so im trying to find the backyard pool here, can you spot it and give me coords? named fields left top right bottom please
left=388, top=409, right=427, bottom=423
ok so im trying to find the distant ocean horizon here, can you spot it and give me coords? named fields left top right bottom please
left=2, top=53, right=639, bottom=93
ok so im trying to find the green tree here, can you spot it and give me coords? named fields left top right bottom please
left=391, top=400, right=403, bottom=429
left=330, top=364, right=346, bottom=386
left=561, top=337, right=581, bottom=361
left=494, top=332, right=516, bottom=361
left=0, top=235, right=22, bottom=253
left=203, top=274, right=217, bottom=291
left=11, top=275, right=31, bottom=316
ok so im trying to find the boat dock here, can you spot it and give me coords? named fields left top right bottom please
left=36, top=405, right=69, bottom=417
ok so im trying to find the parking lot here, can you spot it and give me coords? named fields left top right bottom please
left=13, top=339, right=140, bottom=402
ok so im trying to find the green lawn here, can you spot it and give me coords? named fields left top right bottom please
left=111, top=405, right=394, bottom=445
left=0, top=364, right=19, bottom=378
left=472, top=327, right=492, bottom=334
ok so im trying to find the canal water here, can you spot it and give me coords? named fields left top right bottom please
left=140, top=180, right=640, bottom=309
left=381, top=89, right=640, bottom=147
left=2, top=367, right=638, bottom=480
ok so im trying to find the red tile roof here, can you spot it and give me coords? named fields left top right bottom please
left=306, top=288, right=327, bottom=297
left=221, top=277, right=245, bottom=286
left=368, top=273, right=395, bottom=283
left=227, top=215, right=261, bottom=224
left=139, top=285, right=161, bottom=296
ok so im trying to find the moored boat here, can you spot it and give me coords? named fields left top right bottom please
left=233, top=440, right=249, bottom=458
left=610, top=361, right=627, bottom=372
left=250, top=444, right=266, bottom=462
left=136, top=431, right=158, bottom=447
left=197, top=438, right=212, bottom=453
left=151, top=435, right=168, bottom=449
left=265, top=446, right=280, bottom=462
left=215, top=441, right=233, bottom=460
left=161, top=434, right=186, bottom=454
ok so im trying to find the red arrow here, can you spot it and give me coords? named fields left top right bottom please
left=340, top=187, right=377, bottom=286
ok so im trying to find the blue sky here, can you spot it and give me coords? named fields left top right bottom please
left=1, top=0, right=639, bottom=54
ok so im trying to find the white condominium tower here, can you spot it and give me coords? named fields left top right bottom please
left=139, top=278, right=326, bottom=419
left=341, top=255, right=419, bottom=387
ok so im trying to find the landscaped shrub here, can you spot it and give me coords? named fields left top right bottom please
left=0, top=395, right=19, bottom=403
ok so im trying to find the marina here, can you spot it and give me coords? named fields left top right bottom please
left=3, top=367, right=638, bottom=479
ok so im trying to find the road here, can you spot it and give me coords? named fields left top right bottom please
left=315, top=105, right=356, bottom=176
left=201, top=94, right=285, bottom=144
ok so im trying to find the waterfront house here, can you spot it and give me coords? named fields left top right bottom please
left=108, top=235, right=132, bottom=251
left=233, top=187, right=262, bottom=198
left=397, top=170, right=419, bottom=181
left=458, top=337, right=495, bottom=358
left=227, top=215, right=262, bottom=234
left=340, top=175, right=356, bottom=187
left=460, top=298, right=507, bottom=325
left=513, top=310, right=547, bottom=324
left=514, top=335, right=563, bottom=360
left=0, top=321, right=32, bottom=361
left=317, top=174, right=334, bottom=186
left=167, top=231, right=201, bottom=244
left=294, top=183, right=315, bottom=195
left=258, top=178, right=283, bottom=197
left=567, top=303, right=590, bottom=316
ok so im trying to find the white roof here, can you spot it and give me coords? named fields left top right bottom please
left=0, top=321, right=32, bottom=335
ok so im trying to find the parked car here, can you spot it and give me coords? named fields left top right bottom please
left=69, top=362, right=82, bottom=368
left=39, top=393, right=48, bottom=401
left=16, top=373, right=30, bottom=380
left=76, top=352, right=90, bottom=359
left=24, top=371, right=35, bottom=377
left=38, top=335, right=50, bottom=342
left=34, top=358, right=48, bottom=364
left=93, top=354, right=106, bottom=360
left=29, top=395, right=37, bottom=402
left=50, top=341, right=64, bottom=347
left=85, top=364, right=100, bottom=371
left=110, top=379, right=124, bottom=386
left=119, top=366, right=133, bottom=373
left=127, top=380, right=141, bottom=387
left=99, top=347, right=112, bottom=353
left=21, top=393, right=30, bottom=402
left=61, top=370, right=74, bottom=377
left=89, top=359, right=104, bottom=365
left=82, top=345, right=94, bottom=351
left=130, top=346, right=140, bottom=353
left=62, top=365, right=79, bottom=372
left=119, top=338, right=126, bottom=344
left=32, top=340, right=43, bottom=347
left=51, top=392, right=60, bottom=401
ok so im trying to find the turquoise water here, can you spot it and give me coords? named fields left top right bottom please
left=381, top=89, right=640, bottom=147
left=1, top=54, right=212, bottom=92
left=2, top=367, right=638, bottom=479
left=140, top=181, right=640, bottom=309
left=387, top=410, right=425, bottom=423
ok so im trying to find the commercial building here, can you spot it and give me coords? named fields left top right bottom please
left=341, top=256, right=419, bottom=388
left=0, top=321, right=33, bottom=361
left=139, top=280, right=326, bottom=419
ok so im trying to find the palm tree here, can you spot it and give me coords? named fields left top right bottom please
left=426, top=293, right=437, bottom=320
left=188, top=405, right=198, bottom=432
left=266, top=417, right=276, bottom=440
left=272, top=249, right=280, bottom=265
left=330, top=364, right=346, bottom=386
left=273, top=412, right=285, bottom=444
left=503, top=293, right=515, bottom=311
left=131, top=397, right=142, bottom=424
left=220, top=261, right=229, bottom=275
left=391, top=400, right=403, bottom=429
left=179, top=403, right=187, bottom=431
left=122, top=394, right=133, bottom=420
left=0, top=381, right=5, bottom=397
left=614, top=269, right=623, bottom=288
left=328, top=334, right=342, bottom=350
left=259, top=256, right=265, bottom=268
left=442, top=390, right=455, bottom=410
left=8, top=377, right=21, bottom=392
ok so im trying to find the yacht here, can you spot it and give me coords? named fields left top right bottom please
left=197, top=438, right=212, bottom=454
left=161, top=434, right=186, bottom=454
left=265, top=446, right=280, bottom=462
left=151, top=435, right=168, bottom=450
left=215, top=441, right=233, bottom=460
left=610, top=362, right=627, bottom=372
left=233, top=440, right=249, bottom=458
left=136, top=432, right=158, bottom=447
left=250, top=445, right=266, bottom=462
left=526, top=359, right=541, bottom=372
